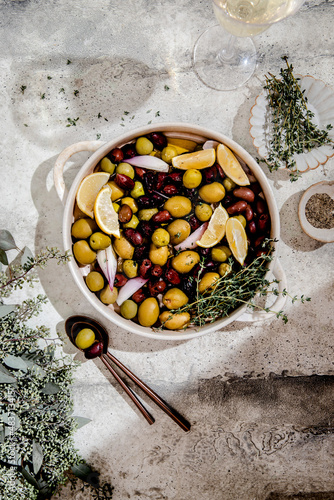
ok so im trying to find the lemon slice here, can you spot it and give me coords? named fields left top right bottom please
left=76, top=172, right=111, bottom=218
left=217, top=144, right=250, bottom=186
left=196, top=204, right=229, bottom=248
left=226, top=217, right=248, bottom=265
left=94, top=185, right=120, bottom=237
left=172, top=148, right=216, bottom=170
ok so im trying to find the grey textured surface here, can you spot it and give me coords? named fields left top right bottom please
left=1, top=0, right=334, bottom=498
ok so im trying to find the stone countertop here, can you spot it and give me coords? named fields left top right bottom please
left=1, top=0, right=334, bottom=499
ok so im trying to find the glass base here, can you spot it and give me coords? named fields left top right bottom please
left=192, top=24, right=257, bottom=91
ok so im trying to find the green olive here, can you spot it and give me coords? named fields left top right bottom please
left=211, top=245, right=232, bottom=262
left=198, top=272, right=220, bottom=293
left=121, top=197, right=138, bottom=213
left=135, top=137, right=154, bottom=155
left=199, top=182, right=225, bottom=203
left=116, top=162, right=135, bottom=179
left=71, top=218, right=98, bottom=239
left=151, top=228, right=170, bottom=247
left=122, top=259, right=138, bottom=278
left=73, top=240, right=97, bottom=265
left=162, top=288, right=188, bottom=310
left=138, top=208, right=159, bottom=221
left=167, top=219, right=191, bottom=245
left=100, top=285, right=118, bottom=304
left=100, top=157, right=116, bottom=174
left=163, top=196, right=192, bottom=218
left=89, top=232, right=111, bottom=250
left=130, top=181, right=145, bottom=199
left=122, top=214, right=139, bottom=229
left=171, top=251, right=200, bottom=274
left=161, top=146, right=178, bottom=164
left=149, top=243, right=169, bottom=266
left=107, top=180, right=125, bottom=201
left=159, top=311, right=190, bottom=330
left=120, top=300, right=138, bottom=320
left=219, top=263, right=232, bottom=277
left=113, top=234, right=134, bottom=259
left=85, top=271, right=105, bottom=292
left=234, top=215, right=247, bottom=228
left=182, top=169, right=202, bottom=189
left=194, top=203, right=213, bottom=222
left=138, top=297, right=160, bottom=327
left=223, top=177, right=237, bottom=191
left=75, top=328, right=95, bottom=349
left=113, top=202, right=120, bottom=213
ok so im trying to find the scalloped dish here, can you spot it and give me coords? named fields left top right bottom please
left=250, top=75, right=334, bottom=173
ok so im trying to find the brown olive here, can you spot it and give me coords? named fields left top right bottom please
left=118, top=204, right=133, bottom=223
left=233, top=187, right=255, bottom=203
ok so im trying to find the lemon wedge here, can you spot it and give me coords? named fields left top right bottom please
left=167, top=137, right=197, bottom=154
left=196, top=204, right=229, bottom=248
left=94, top=185, right=120, bottom=238
left=172, top=148, right=216, bottom=170
left=76, top=172, right=111, bottom=218
left=226, top=217, right=248, bottom=265
left=217, top=144, right=250, bottom=186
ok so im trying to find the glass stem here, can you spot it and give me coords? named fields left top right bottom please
left=218, top=34, right=237, bottom=62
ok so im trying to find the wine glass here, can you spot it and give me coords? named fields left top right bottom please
left=193, top=0, right=305, bottom=91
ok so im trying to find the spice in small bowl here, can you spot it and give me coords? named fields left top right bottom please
left=298, top=181, right=334, bottom=242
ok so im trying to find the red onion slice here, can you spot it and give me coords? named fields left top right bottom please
left=122, top=155, right=169, bottom=171
left=203, top=140, right=219, bottom=150
left=174, top=223, right=208, bottom=252
left=97, top=245, right=117, bottom=291
left=116, top=277, right=149, bottom=306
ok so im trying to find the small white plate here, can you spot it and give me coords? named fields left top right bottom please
left=298, top=181, right=334, bottom=242
left=249, top=75, right=334, bottom=173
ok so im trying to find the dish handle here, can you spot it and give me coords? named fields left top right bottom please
left=54, top=141, right=105, bottom=205
left=236, top=258, right=288, bottom=322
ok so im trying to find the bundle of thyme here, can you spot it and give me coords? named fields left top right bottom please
left=259, top=56, right=333, bottom=182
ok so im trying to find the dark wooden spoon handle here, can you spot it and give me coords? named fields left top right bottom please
left=100, top=356, right=155, bottom=425
left=104, top=352, right=191, bottom=432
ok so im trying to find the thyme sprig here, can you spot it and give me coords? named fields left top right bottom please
left=259, top=56, right=333, bottom=182
left=159, top=240, right=310, bottom=329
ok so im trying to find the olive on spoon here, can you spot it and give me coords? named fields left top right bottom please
left=64, top=315, right=191, bottom=432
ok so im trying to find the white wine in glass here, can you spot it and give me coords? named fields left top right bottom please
left=193, top=0, right=305, bottom=91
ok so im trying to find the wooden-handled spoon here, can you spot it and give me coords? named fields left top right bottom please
left=65, top=315, right=191, bottom=432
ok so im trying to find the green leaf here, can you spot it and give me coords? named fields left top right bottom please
left=20, top=246, right=33, bottom=267
left=32, top=440, right=43, bottom=475
left=71, top=462, right=93, bottom=480
left=41, top=382, right=61, bottom=395
left=73, top=416, right=92, bottom=429
left=0, top=230, right=16, bottom=251
left=3, top=354, right=28, bottom=372
left=0, top=364, right=17, bottom=384
left=21, top=465, right=39, bottom=489
left=0, top=249, right=8, bottom=266
left=0, top=304, right=17, bottom=318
